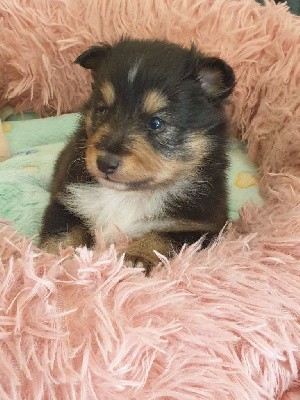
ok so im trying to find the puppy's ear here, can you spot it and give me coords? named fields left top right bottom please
left=186, top=45, right=235, bottom=100
left=74, top=44, right=112, bottom=70
left=196, top=57, right=235, bottom=100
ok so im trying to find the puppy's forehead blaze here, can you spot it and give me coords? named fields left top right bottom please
left=143, top=89, right=168, bottom=114
left=100, top=81, right=115, bottom=106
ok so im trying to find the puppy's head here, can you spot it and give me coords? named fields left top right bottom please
left=75, top=39, right=235, bottom=191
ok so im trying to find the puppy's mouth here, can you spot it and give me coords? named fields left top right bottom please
left=98, top=175, right=152, bottom=191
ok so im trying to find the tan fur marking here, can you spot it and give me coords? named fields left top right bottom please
left=123, top=138, right=165, bottom=180
left=119, top=135, right=209, bottom=185
left=143, top=89, right=168, bottom=114
left=125, top=232, right=172, bottom=274
left=85, top=128, right=210, bottom=188
left=85, top=146, right=99, bottom=179
left=84, top=109, right=92, bottom=135
left=125, top=220, right=220, bottom=274
left=85, top=124, right=111, bottom=178
left=100, top=81, right=115, bottom=106
left=187, top=133, right=209, bottom=158
left=121, top=138, right=187, bottom=184
left=88, top=123, right=111, bottom=144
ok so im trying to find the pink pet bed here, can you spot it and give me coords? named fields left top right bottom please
left=1, top=0, right=300, bottom=399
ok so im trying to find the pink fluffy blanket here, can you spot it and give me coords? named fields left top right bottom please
left=0, top=0, right=300, bottom=399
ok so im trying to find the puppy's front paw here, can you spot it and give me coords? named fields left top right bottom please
left=124, top=233, right=171, bottom=275
left=124, top=253, right=156, bottom=275
left=39, top=226, right=91, bottom=254
left=40, top=236, right=64, bottom=254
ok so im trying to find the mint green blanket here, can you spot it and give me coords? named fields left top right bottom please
left=0, top=113, right=262, bottom=242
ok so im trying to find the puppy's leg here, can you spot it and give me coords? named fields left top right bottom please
left=39, top=199, right=92, bottom=253
left=125, top=224, right=219, bottom=275
left=164, top=230, right=218, bottom=250
left=125, top=232, right=172, bottom=275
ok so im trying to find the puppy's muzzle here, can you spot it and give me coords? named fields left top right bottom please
left=96, top=153, right=120, bottom=175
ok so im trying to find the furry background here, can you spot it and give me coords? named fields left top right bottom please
left=0, top=0, right=300, bottom=399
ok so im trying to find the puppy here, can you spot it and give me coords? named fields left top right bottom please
left=40, top=38, right=235, bottom=274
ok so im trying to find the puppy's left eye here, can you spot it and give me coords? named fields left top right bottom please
left=95, top=105, right=109, bottom=115
left=148, top=117, right=165, bottom=131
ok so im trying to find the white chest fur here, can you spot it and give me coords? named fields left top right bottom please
left=62, top=183, right=182, bottom=244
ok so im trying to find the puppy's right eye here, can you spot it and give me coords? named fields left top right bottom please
left=95, top=105, right=109, bottom=116
left=148, top=116, right=165, bottom=131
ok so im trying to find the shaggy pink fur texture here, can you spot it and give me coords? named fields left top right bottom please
left=0, top=0, right=300, bottom=399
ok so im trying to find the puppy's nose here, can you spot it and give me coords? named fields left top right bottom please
left=97, top=154, right=120, bottom=175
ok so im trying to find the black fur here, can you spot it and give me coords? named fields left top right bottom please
left=40, top=38, right=235, bottom=267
